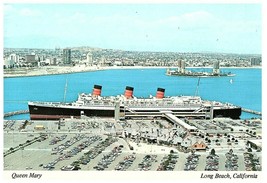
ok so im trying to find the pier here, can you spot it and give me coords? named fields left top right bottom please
left=4, top=110, right=29, bottom=118
left=242, top=108, right=262, bottom=116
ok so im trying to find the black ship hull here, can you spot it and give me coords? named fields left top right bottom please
left=213, top=108, right=242, bottom=119
left=29, top=103, right=242, bottom=120
left=29, top=104, right=115, bottom=120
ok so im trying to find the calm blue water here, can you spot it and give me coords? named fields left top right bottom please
left=4, top=68, right=261, bottom=120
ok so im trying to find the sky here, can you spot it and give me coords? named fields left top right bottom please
left=3, top=3, right=262, bottom=54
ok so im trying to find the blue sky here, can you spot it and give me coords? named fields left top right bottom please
left=4, top=4, right=261, bottom=54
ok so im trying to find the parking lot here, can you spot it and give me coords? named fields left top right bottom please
left=4, top=117, right=262, bottom=171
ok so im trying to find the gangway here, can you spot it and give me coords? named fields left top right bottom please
left=163, top=112, right=197, bottom=132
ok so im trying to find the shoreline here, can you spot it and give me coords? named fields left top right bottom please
left=4, top=65, right=262, bottom=78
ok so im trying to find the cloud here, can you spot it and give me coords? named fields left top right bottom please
left=4, top=4, right=16, bottom=13
left=53, top=11, right=215, bottom=35
left=181, top=11, right=214, bottom=22
left=54, top=12, right=88, bottom=27
left=19, top=8, right=42, bottom=17
left=157, top=11, right=217, bottom=30
left=221, top=20, right=261, bottom=34
left=72, top=12, right=87, bottom=22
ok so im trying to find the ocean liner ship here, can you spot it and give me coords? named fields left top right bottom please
left=28, top=85, right=242, bottom=120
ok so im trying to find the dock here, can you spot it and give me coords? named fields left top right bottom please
left=242, top=108, right=262, bottom=116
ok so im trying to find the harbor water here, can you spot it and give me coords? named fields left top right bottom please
left=4, top=68, right=261, bottom=120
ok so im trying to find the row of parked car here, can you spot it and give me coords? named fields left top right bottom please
left=184, top=153, right=200, bottom=171
left=51, top=134, right=86, bottom=155
left=93, top=146, right=122, bottom=170
left=69, top=137, right=118, bottom=169
left=114, top=154, right=136, bottom=171
left=225, top=150, right=238, bottom=171
left=243, top=152, right=261, bottom=171
left=49, top=135, right=67, bottom=145
left=3, top=120, right=16, bottom=130
left=71, top=121, right=100, bottom=131
left=60, top=136, right=103, bottom=171
left=205, top=154, right=219, bottom=171
left=43, top=135, right=101, bottom=170
left=157, top=153, right=178, bottom=171
left=138, top=155, right=158, bottom=171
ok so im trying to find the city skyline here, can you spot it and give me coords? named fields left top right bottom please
left=4, top=4, right=262, bottom=54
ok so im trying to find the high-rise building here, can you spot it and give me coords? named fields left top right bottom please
left=213, top=61, right=220, bottom=75
left=180, top=60, right=185, bottom=74
left=9, top=54, right=18, bottom=63
left=86, top=52, right=93, bottom=65
left=63, top=49, right=71, bottom=64
left=52, top=58, right=57, bottom=65
left=4, top=57, right=15, bottom=69
left=250, top=57, right=261, bottom=66
left=177, top=60, right=182, bottom=72
left=25, top=55, right=36, bottom=63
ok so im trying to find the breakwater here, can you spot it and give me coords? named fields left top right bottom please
left=242, top=108, right=262, bottom=116
left=4, top=110, right=29, bottom=117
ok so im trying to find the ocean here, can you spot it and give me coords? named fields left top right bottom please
left=4, top=68, right=262, bottom=120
